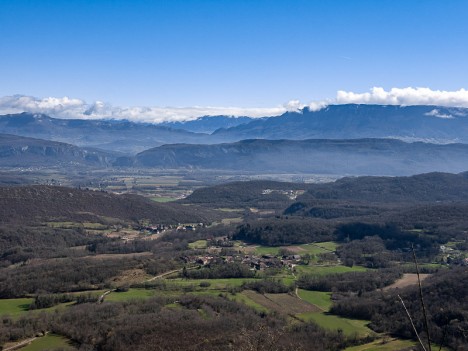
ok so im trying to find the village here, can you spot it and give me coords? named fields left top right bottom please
left=180, top=236, right=320, bottom=272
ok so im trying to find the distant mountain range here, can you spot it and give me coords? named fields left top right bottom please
left=116, top=138, right=468, bottom=176
left=0, top=133, right=116, bottom=167
left=1, top=105, right=468, bottom=176
left=161, top=115, right=257, bottom=133
left=1, top=104, right=468, bottom=155
left=0, top=113, right=215, bottom=154
left=6, top=132, right=467, bottom=176
left=213, top=104, right=468, bottom=143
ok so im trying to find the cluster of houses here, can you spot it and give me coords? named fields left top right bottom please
left=241, top=253, right=303, bottom=270
left=176, top=223, right=205, bottom=231
left=439, top=245, right=468, bottom=265
left=183, top=251, right=304, bottom=271
left=140, top=222, right=205, bottom=235
left=261, top=188, right=305, bottom=200
left=140, top=224, right=172, bottom=234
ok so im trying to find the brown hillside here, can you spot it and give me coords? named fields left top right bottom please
left=0, top=185, right=209, bottom=225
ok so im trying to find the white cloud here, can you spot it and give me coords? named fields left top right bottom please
left=308, top=100, right=330, bottom=111
left=0, top=95, right=290, bottom=123
left=335, top=87, right=468, bottom=107
left=1, top=87, right=467, bottom=123
left=0, top=95, right=87, bottom=117
left=283, top=99, right=304, bottom=112
left=424, top=109, right=454, bottom=119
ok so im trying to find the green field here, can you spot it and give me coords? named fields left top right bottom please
left=170, top=277, right=258, bottom=289
left=229, top=292, right=269, bottom=313
left=151, top=197, right=177, bottom=202
left=295, top=265, right=367, bottom=275
left=253, top=241, right=339, bottom=257
left=46, top=222, right=107, bottom=229
left=190, top=289, right=225, bottom=297
left=298, top=242, right=338, bottom=254
left=344, top=338, right=417, bottom=351
left=401, top=262, right=445, bottom=269
left=216, top=208, right=244, bottom=212
left=105, top=278, right=261, bottom=302
left=221, top=217, right=243, bottom=225
left=343, top=338, right=452, bottom=351
left=297, top=312, right=372, bottom=336
left=297, top=289, right=332, bottom=311
left=188, top=240, right=208, bottom=249
left=0, top=298, right=32, bottom=316
left=19, top=333, right=76, bottom=351
left=105, top=289, right=157, bottom=302
left=0, top=297, right=86, bottom=318
left=254, top=246, right=280, bottom=255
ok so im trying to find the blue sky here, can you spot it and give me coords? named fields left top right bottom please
left=1, top=0, right=467, bottom=111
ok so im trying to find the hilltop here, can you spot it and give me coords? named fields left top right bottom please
left=184, top=172, right=468, bottom=208
left=0, top=185, right=210, bottom=225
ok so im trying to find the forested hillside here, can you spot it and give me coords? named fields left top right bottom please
left=0, top=133, right=116, bottom=167
left=119, top=139, right=468, bottom=175
left=331, top=267, right=468, bottom=350
left=0, top=185, right=209, bottom=225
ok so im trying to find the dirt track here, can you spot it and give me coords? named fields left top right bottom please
left=383, top=273, right=431, bottom=291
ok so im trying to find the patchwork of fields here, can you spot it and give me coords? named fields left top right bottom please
left=0, top=236, right=455, bottom=351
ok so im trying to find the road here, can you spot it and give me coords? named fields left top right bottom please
left=3, top=337, right=38, bottom=351
left=146, top=269, right=182, bottom=282
left=97, top=290, right=113, bottom=304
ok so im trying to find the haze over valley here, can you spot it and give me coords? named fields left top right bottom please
left=1, top=1, right=467, bottom=351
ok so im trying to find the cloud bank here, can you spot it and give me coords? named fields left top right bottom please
left=0, top=95, right=296, bottom=123
left=1, top=87, right=467, bottom=123
left=335, top=87, right=468, bottom=107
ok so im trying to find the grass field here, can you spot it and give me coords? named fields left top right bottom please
left=0, top=295, right=95, bottom=318
left=343, top=337, right=451, bottom=351
left=297, top=289, right=332, bottom=311
left=190, top=289, right=225, bottom=297
left=344, top=338, right=417, bottom=351
left=297, top=312, right=372, bottom=337
left=18, top=333, right=76, bottom=351
left=216, top=208, right=244, bottom=212
left=170, top=277, right=259, bottom=289
left=188, top=240, right=208, bottom=249
left=295, top=265, right=367, bottom=275
left=46, top=222, right=108, bottom=229
left=400, top=262, right=446, bottom=271
left=0, top=298, right=32, bottom=316
left=228, top=292, right=269, bottom=313
left=150, top=197, right=177, bottom=202
left=221, top=217, right=243, bottom=225
left=254, top=246, right=280, bottom=255
left=298, top=242, right=338, bottom=254
left=105, top=289, right=157, bottom=302
left=0, top=298, right=74, bottom=318
left=253, top=241, right=339, bottom=257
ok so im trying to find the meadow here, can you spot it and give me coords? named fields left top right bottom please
left=17, top=334, right=76, bottom=351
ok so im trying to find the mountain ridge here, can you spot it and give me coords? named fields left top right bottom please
left=0, top=133, right=117, bottom=167
left=160, top=115, right=258, bottom=133
left=0, top=112, right=216, bottom=154
left=2, top=104, right=468, bottom=154
left=213, top=104, right=468, bottom=143
left=118, top=138, right=468, bottom=176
